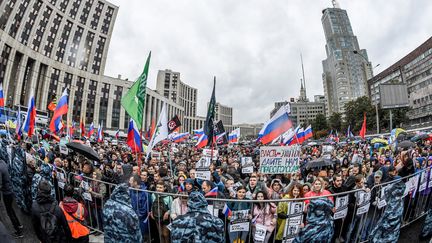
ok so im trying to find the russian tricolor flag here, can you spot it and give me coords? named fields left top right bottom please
left=258, top=105, right=292, bottom=145
left=22, top=96, right=36, bottom=137
left=50, top=89, right=68, bottom=134
left=0, top=82, right=4, bottom=115
left=195, top=133, right=208, bottom=149
left=193, top=128, right=204, bottom=140
left=304, top=125, right=313, bottom=140
left=97, top=123, right=103, bottom=142
left=205, top=187, right=218, bottom=197
left=172, top=132, right=189, bottom=143
left=127, top=118, right=142, bottom=152
left=285, top=126, right=301, bottom=145
left=88, top=122, right=94, bottom=137
left=222, top=203, right=232, bottom=217
left=228, top=128, right=240, bottom=144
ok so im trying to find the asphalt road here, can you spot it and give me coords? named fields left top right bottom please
left=0, top=197, right=430, bottom=243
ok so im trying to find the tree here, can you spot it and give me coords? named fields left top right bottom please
left=312, top=113, right=327, bottom=131
left=312, top=113, right=328, bottom=139
left=328, top=112, right=342, bottom=132
left=344, top=96, right=376, bottom=134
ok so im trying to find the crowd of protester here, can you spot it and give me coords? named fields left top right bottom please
left=0, top=132, right=432, bottom=242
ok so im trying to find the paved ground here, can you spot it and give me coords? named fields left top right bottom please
left=0, top=197, right=430, bottom=243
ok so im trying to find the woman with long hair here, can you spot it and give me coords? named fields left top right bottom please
left=252, top=191, right=277, bottom=242
left=228, top=186, right=251, bottom=243
left=275, top=182, right=303, bottom=242
left=304, top=177, right=333, bottom=206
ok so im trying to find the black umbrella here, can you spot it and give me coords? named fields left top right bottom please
left=305, top=157, right=334, bottom=169
left=66, top=142, right=100, bottom=161
left=397, top=140, right=416, bottom=149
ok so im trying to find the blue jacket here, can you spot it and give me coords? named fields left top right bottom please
left=129, top=183, right=150, bottom=219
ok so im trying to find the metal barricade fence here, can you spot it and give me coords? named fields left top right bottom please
left=48, top=169, right=431, bottom=243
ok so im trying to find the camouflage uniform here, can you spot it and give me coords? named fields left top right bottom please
left=370, top=179, right=406, bottom=243
left=8, top=146, right=31, bottom=212
left=421, top=208, right=432, bottom=239
left=31, top=163, right=55, bottom=201
left=103, top=184, right=142, bottom=243
left=293, top=198, right=334, bottom=243
left=171, top=191, right=224, bottom=243
left=0, top=139, right=9, bottom=164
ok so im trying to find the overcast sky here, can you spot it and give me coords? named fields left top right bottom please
left=104, top=0, right=432, bottom=124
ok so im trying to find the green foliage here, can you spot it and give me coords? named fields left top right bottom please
left=343, top=96, right=376, bottom=133
left=328, top=112, right=342, bottom=131
left=312, top=113, right=327, bottom=131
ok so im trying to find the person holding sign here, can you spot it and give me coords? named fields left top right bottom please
left=275, top=182, right=303, bottom=242
left=228, top=186, right=251, bottom=243
left=251, top=191, right=277, bottom=243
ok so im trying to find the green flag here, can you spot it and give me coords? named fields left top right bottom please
left=121, top=52, right=151, bottom=130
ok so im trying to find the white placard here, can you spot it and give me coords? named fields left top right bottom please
left=202, top=149, right=219, bottom=160
left=334, top=195, right=349, bottom=219
left=377, top=199, right=387, bottom=209
left=356, top=191, right=371, bottom=215
left=419, top=171, right=428, bottom=192
left=254, top=224, right=267, bottom=242
left=59, top=145, right=68, bottom=155
left=82, top=192, right=92, bottom=201
left=230, top=209, right=250, bottom=232
left=242, top=167, right=254, bottom=174
left=230, top=222, right=250, bottom=232
left=259, top=146, right=301, bottom=174
left=196, top=157, right=211, bottom=169
left=196, top=170, right=211, bottom=180
left=207, top=205, right=218, bottom=217
left=288, top=216, right=302, bottom=226
left=241, top=157, right=254, bottom=174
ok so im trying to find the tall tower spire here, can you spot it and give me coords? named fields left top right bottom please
left=332, top=0, right=340, bottom=8
left=299, top=53, right=307, bottom=101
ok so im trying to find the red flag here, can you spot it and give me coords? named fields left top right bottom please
left=359, top=113, right=366, bottom=139
left=145, top=119, right=156, bottom=140
left=80, top=120, right=85, bottom=137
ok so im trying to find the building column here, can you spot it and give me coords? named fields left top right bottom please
left=28, top=60, right=40, bottom=101
left=93, top=80, right=101, bottom=125
left=13, top=54, right=28, bottom=106
left=2, top=44, right=14, bottom=105
left=39, top=66, right=52, bottom=111
left=106, top=84, right=115, bottom=129
left=80, top=78, right=90, bottom=122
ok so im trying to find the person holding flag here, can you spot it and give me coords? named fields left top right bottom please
left=80, top=120, right=86, bottom=137
left=97, top=123, right=103, bottom=142
left=127, top=118, right=142, bottom=152
left=88, top=122, right=94, bottom=137
left=22, top=95, right=37, bottom=138
left=50, top=89, right=68, bottom=134
left=0, top=82, right=4, bottom=116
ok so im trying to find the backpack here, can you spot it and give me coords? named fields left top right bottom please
left=40, top=202, right=59, bottom=238
left=152, top=196, right=169, bottom=222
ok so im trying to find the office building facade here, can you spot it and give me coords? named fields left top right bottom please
left=368, top=37, right=432, bottom=126
left=0, top=0, right=183, bottom=132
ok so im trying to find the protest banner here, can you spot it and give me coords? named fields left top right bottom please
left=282, top=202, right=303, bottom=242
left=259, top=146, right=301, bottom=174
left=241, top=157, right=254, bottom=174
left=230, top=210, right=250, bottom=232
left=356, top=191, right=371, bottom=215
left=196, top=156, right=211, bottom=180
left=202, top=149, right=218, bottom=160
left=334, top=195, right=349, bottom=219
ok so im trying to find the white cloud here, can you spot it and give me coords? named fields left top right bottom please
left=104, top=0, right=432, bottom=124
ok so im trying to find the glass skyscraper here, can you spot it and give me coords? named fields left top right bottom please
left=321, top=4, right=373, bottom=115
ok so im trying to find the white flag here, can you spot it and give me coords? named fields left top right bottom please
left=146, top=103, right=168, bottom=160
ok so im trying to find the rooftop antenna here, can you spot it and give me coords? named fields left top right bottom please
left=332, top=0, right=340, bottom=8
